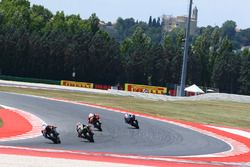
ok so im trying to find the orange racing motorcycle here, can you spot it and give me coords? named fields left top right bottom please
left=89, top=114, right=102, bottom=131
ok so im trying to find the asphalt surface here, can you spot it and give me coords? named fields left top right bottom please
left=0, top=92, right=231, bottom=156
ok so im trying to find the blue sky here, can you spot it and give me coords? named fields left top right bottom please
left=29, top=0, right=250, bottom=29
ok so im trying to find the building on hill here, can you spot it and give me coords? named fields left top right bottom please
left=241, top=46, right=250, bottom=51
left=162, top=6, right=198, bottom=35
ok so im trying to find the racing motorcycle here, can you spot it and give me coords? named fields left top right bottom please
left=76, top=123, right=94, bottom=142
left=41, top=126, right=61, bottom=144
left=125, top=115, right=139, bottom=129
left=90, top=115, right=102, bottom=131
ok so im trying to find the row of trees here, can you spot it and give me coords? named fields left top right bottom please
left=0, top=0, right=249, bottom=94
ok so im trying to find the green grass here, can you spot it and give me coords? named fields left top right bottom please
left=0, top=106, right=3, bottom=128
left=0, top=86, right=250, bottom=129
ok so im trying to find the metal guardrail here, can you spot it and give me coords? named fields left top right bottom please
left=0, top=75, right=60, bottom=85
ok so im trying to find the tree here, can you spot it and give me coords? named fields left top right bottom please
left=120, top=27, right=152, bottom=84
left=163, top=28, right=185, bottom=84
left=235, top=28, right=250, bottom=46
left=190, top=26, right=220, bottom=86
left=87, top=31, right=122, bottom=84
left=156, top=17, right=161, bottom=27
left=239, top=49, right=250, bottom=95
left=65, top=14, right=88, bottom=34
left=87, top=13, right=100, bottom=34
left=212, top=38, right=241, bottom=93
left=113, top=17, right=136, bottom=42
left=148, top=16, right=152, bottom=26
left=220, top=20, right=237, bottom=39
left=44, top=11, right=67, bottom=32
left=0, top=0, right=31, bottom=30
left=0, top=0, right=249, bottom=94
left=30, top=5, right=52, bottom=31
left=70, top=30, right=92, bottom=81
left=152, top=18, right=157, bottom=27
left=150, top=44, right=166, bottom=86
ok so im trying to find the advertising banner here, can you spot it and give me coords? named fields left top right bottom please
left=94, top=84, right=111, bottom=90
left=125, top=83, right=167, bottom=95
left=61, top=80, right=94, bottom=89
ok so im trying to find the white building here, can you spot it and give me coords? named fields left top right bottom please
left=162, top=6, right=198, bottom=35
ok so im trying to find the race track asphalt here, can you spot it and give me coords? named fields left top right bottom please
left=0, top=92, right=231, bottom=156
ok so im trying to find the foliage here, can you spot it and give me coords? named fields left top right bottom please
left=211, top=38, right=241, bottom=93
left=190, top=26, right=220, bottom=87
left=220, top=20, right=237, bottom=39
left=120, top=27, right=152, bottom=84
left=0, top=0, right=249, bottom=94
left=239, top=49, right=250, bottom=94
left=235, top=28, right=250, bottom=47
left=161, top=28, right=184, bottom=85
left=105, top=17, right=162, bottom=43
left=0, top=0, right=121, bottom=85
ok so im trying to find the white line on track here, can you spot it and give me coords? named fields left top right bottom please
left=1, top=92, right=249, bottom=158
left=0, top=154, right=150, bottom=167
left=206, top=125, right=250, bottom=139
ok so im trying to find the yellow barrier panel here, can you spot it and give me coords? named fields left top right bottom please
left=61, top=80, right=94, bottom=89
left=125, top=83, right=167, bottom=95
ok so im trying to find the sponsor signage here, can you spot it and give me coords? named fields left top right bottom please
left=125, top=83, right=167, bottom=95
left=61, top=80, right=94, bottom=89
left=94, top=84, right=111, bottom=90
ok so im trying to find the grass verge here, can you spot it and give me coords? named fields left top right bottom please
left=0, top=106, right=2, bottom=128
left=0, top=86, right=249, bottom=129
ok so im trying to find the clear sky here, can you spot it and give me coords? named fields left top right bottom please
left=29, top=0, right=250, bottom=29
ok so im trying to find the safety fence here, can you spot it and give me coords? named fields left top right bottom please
left=0, top=75, right=218, bottom=96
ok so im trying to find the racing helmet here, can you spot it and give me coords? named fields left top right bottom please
left=124, top=113, right=129, bottom=118
left=76, top=122, right=81, bottom=127
left=89, top=113, right=94, bottom=118
left=42, top=123, right=47, bottom=129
